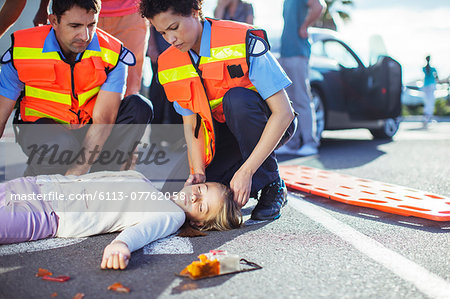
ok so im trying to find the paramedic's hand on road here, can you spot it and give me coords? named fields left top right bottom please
left=185, top=173, right=206, bottom=186
left=101, top=240, right=131, bottom=270
left=230, top=168, right=252, bottom=207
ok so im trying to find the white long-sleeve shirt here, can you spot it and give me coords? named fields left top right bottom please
left=37, top=171, right=186, bottom=253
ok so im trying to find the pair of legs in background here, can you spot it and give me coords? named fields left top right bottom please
left=163, top=87, right=296, bottom=220
left=16, top=94, right=153, bottom=176
left=98, top=12, right=149, bottom=96
left=422, top=84, right=436, bottom=127
left=278, top=56, right=319, bottom=156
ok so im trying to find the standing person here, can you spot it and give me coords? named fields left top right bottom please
left=0, top=0, right=153, bottom=176
left=277, top=0, right=324, bottom=156
left=97, top=0, right=150, bottom=96
left=140, top=0, right=297, bottom=221
left=0, top=0, right=27, bottom=38
left=422, top=55, right=439, bottom=127
left=214, top=0, right=254, bottom=24
left=0, top=170, right=242, bottom=270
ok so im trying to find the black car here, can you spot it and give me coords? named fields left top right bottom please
left=308, top=28, right=402, bottom=140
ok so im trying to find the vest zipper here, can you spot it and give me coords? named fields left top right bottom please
left=69, top=63, right=82, bottom=123
left=70, top=63, right=78, bottom=100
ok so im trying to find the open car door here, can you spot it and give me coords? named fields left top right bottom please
left=350, top=56, right=402, bottom=120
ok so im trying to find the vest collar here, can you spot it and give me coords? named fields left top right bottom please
left=189, top=19, right=212, bottom=59
left=42, top=28, right=101, bottom=60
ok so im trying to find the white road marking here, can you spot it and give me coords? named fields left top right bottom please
left=0, top=266, right=22, bottom=274
left=0, top=238, right=86, bottom=256
left=143, top=235, right=193, bottom=255
left=397, top=221, right=424, bottom=227
left=288, top=194, right=450, bottom=299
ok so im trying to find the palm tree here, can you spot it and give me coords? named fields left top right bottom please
left=314, top=0, right=353, bottom=31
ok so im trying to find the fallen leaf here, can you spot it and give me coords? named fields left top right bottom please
left=36, top=268, right=52, bottom=277
left=107, top=282, right=131, bottom=293
left=42, top=275, right=70, bottom=282
left=72, top=293, right=84, bottom=299
left=51, top=292, right=58, bottom=297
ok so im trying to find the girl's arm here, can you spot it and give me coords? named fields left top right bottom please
left=100, top=212, right=185, bottom=270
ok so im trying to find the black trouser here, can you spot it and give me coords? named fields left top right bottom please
left=206, top=87, right=296, bottom=192
left=17, top=94, right=153, bottom=176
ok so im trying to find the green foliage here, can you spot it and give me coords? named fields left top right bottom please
left=402, top=98, right=450, bottom=116
left=435, top=98, right=450, bottom=116
left=402, top=105, right=422, bottom=116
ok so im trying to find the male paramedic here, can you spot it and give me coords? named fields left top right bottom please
left=0, top=0, right=153, bottom=176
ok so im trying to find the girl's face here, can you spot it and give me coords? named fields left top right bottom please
left=174, top=182, right=224, bottom=227
left=150, top=8, right=203, bottom=53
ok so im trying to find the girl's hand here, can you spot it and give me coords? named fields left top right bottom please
left=101, top=240, right=131, bottom=270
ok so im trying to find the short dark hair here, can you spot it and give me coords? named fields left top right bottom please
left=52, top=0, right=101, bottom=22
left=140, top=0, right=204, bottom=20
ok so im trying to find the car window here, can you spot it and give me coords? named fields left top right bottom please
left=312, top=40, right=359, bottom=69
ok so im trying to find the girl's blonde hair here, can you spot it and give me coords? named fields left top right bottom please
left=198, top=183, right=242, bottom=231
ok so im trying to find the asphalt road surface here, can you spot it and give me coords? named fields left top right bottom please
left=1, top=120, right=449, bottom=298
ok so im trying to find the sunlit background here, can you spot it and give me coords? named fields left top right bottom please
left=203, top=0, right=450, bottom=84
left=1, top=0, right=449, bottom=85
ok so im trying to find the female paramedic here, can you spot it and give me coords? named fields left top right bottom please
left=140, top=0, right=297, bottom=220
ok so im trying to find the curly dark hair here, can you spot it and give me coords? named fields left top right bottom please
left=140, top=0, right=204, bottom=20
left=52, top=0, right=101, bottom=22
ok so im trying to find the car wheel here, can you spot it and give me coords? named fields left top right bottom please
left=311, top=87, right=325, bottom=141
left=369, top=117, right=401, bottom=139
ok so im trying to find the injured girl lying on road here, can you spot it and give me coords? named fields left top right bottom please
left=0, top=170, right=242, bottom=270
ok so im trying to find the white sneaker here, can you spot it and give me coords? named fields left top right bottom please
left=294, top=144, right=318, bottom=156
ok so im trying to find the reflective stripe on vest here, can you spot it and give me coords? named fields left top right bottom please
left=24, top=107, right=69, bottom=124
left=78, top=86, right=101, bottom=106
left=201, top=43, right=246, bottom=64
left=159, top=42, right=253, bottom=111
left=159, top=64, right=198, bottom=85
left=208, top=85, right=257, bottom=110
left=13, top=47, right=60, bottom=60
left=25, top=86, right=71, bottom=106
left=83, top=48, right=119, bottom=66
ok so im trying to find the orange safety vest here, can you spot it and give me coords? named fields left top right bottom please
left=158, top=18, right=268, bottom=167
left=12, top=25, right=122, bottom=126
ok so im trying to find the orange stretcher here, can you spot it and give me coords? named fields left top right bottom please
left=279, top=165, right=450, bottom=221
